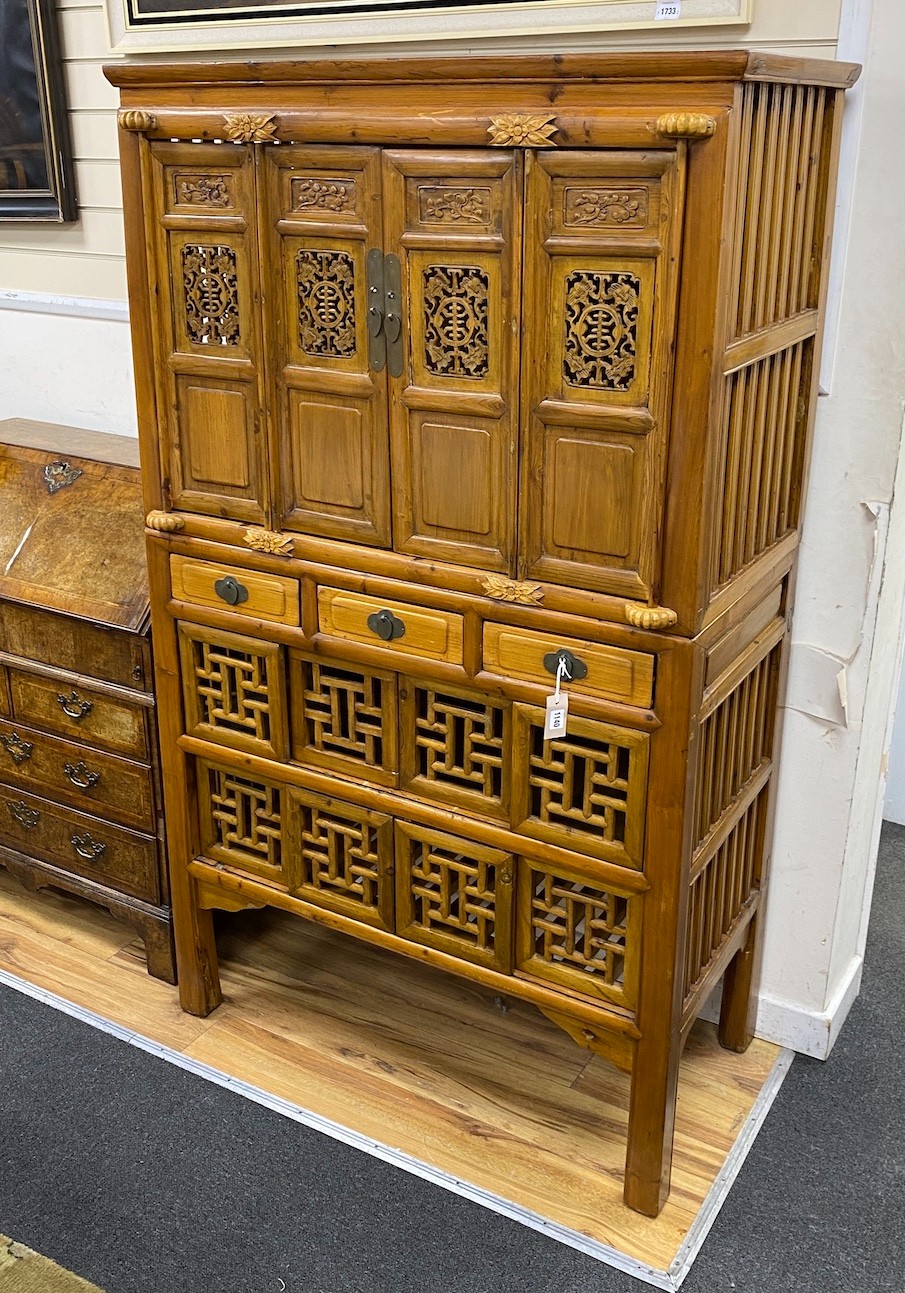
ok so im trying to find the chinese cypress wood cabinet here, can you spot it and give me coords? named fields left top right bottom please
left=0, top=420, right=175, bottom=982
left=107, top=51, right=858, bottom=1216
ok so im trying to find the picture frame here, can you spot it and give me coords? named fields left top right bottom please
left=0, top=0, right=77, bottom=221
left=104, top=0, right=754, bottom=57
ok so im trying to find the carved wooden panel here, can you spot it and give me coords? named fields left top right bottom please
left=399, top=681, right=509, bottom=819
left=285, top=788, right=394, bottom=929
left=519, top=150, right=684, bottom=601
left=383, top=150, right=522, bottom=573
left=289, top=651, right=398, bottom=787
left=512, top=705, right=649, bottom=868
left=179, top=622, right=288, bottom=761
left=197, top=761, right=284, bottom=883
left=516, top=858, right=639, bottom=1007
left=261, top=145, right=391, bottom=547
left=148, top=142, right=268, bottom=524
left=395, top=821, right=513, bottom=972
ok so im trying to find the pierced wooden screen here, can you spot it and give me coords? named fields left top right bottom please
left=395, top=822, right=513, bottom=971
left=180, top=623, right=287, bottom=760
left=198, top=761, right=284, bottom=882
left=290, top=652, right=397, bottom=786
left=285, top=788, right=393, bottom=929
left=400, top=682, right=509, bottom=818
left=513, top=706, right=648, bottom=867
left=516, top=860, right=638, bottom=1007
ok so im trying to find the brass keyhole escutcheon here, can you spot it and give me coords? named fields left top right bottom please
left=367, top=609, right=406, bottom=642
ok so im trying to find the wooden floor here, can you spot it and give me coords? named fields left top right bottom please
left=0, top=870, right=780, bottom=1274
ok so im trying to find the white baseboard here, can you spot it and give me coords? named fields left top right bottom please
left=0, top=289, right=129, bottom=323
left=754, top=955, right=864, bottom=1059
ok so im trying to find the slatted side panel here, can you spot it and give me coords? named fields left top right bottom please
left=713, top=339, right=813, bottom=588
left=730, top=82, right=832, bottom=340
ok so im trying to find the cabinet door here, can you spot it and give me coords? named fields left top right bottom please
left=383, top=151, right=523, bottom=574
left=147, top=143, right=269, bottom=524
left=519, top=150, right=685, bottom=600
left=261, top=146, right=391, bottom=547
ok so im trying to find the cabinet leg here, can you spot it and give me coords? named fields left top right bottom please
left=173, top=880, right=222, bottom=1017
left=718, top=916, right=758, bottom=1053
left=623, top=1033, right=680, bottom=1217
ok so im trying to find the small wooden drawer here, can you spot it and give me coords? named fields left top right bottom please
left=0, top=783, right=160, bottom=904
left=483, top=623, right=655, bottom=709
left=0, top=718, right=155, bottom=833
left=7, top=669, right=149, bottom=761
left=317, top=588, right=464, bottom=665
left=171, top=555, right=300, bottom=627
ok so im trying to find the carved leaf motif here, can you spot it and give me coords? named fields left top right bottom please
left=296, top=249, right=356, bottom=359
left=562, top=270, right=640, bottom=391
left=223, top=113, right=277, bottom=144
left=244, top=527, right=294, bottom=556
left=177, top=174, right=230, bottom=207
left=566, top=188, right=648, bottom=228
left=422, top=264, right=489, bottom=379
left=292, top=179, right=352, bottom=213
left=488, top=113, right=557, bottom=147
left=481, top=574, right=544, bottom=605
left=421, top=188, right=490, bottom=224
left=182, top=244, right=240, bottom=347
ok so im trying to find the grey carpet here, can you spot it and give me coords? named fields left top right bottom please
left=0, top=824, right=903, bottom=1293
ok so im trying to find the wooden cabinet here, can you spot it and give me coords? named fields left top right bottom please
left=108, top=51, right=858, bottom=1216
left=0, top=421, right=175, bottom=981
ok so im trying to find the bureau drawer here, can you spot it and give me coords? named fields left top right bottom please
left=7, top=669, right=149, bottom=760
left=317, top=588, right=463, bottom=664
left=483, top=623, right=655, bottom=709
left=0, top=783, right=160, bottom=903
left=171, top=555, right=300, bottom=627
left=0, top=718, right=155, bottom=832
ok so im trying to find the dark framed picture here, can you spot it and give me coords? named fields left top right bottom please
left=0, top=0, right=77, bottom=221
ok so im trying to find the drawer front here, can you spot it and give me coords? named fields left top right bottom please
left=483, top=623, right=655, bottom=709
left=317, top=588, right=464, bottom=664
left=0, top=718, right=155, bottom=832
left=0, top=784, right=160, bottom=903
left=171, top=555, right=300, bottom=627
left=0, top=602, right=149, bottom=691
left=8, top=670, right=149, bottom=760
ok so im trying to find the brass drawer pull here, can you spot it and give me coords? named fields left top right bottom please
left=367, top=608, right=406, bottom=642
left=64, top=760, right=101, bottom=790
left=0, top=732, right=34, bottom=765
left=9, top=801, right=39, bottom=829
left=543, top=649, right=588, bottom=682
left=214, top=575, right=249, bottom=607
left=71, top=832, right=106, bottom=861
left=57, top=690, right=93, bottom=721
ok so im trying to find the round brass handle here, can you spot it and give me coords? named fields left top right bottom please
left=64, top=760, right=101, bottom=790
left=367, top=609, right=406, bottom=642
left=57, top=690, right=93, bottom=722
left=214, top=575, right=249, bottom=607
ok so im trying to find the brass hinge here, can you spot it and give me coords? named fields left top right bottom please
left=366, top=249, right=404, bottom=378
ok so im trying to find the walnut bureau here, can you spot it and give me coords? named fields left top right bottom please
left=0, top=420, right=175, bottom=982
left=107, top=52, right=858, bottom=1215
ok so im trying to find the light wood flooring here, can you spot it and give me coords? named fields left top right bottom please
left=0, top=869, right=780, bottom=1272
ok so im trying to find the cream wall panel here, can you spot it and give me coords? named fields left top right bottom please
left=70, top=110, right=119, bottom=160
left=65, top=60, right=120, bottom=109
left=0, top=253, right=126, bottom=299
left=75, top=159, right=124, bottom=210
left=59, top=5, right=109, bottom=60
left=0, top=210, right=125, bottom=258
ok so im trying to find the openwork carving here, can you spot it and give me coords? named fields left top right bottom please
left=223, top=113, right=277, bottom=143
left=524, top=721, right=634, bottom=846
left=297, top=249, right=356, bottom=359
left=189, top=638, right=274, bottom=746
left=488, top=113, right=557, bottom=147
left=409, top=687, right=506, bottom=809
left=206, top=767, right=282, bottom=872
left=419, top=187, right=491, bottom=224
left=244, top=527, right=293, bottom=556
left=624, top=602, right=678, bottom=631
left=292, top=178, right=353, bottom=213
left=181, top=244, right=240, bottom=347
left=146, top=510, right=184, bottom=533
left=176, top=174, right=231, bottom=207
left=565, top=188, right=648, bottom=228
left=294, top=798, right=387, bottom=919
left=526, top=867, right=629, bottom=990
left=399, top=828, right=510, bottom=965
left=118, top=110, right=156, bottom=133
left=299, top=659, right=390, bottom=772
left=423, top=265, right=489, bottom=379
left=481, top=574, right=544, bottom=605
left=563, top=270, right=640, bottom=390
left=655, top=112, right=716, bottom=140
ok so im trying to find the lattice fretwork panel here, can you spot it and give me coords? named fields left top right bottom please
left=693, top=634, right=782, bottom=849
left=296, top=248, right=356, bottom=359
left=396, top=823, right=513, bottom=971
left=562, top=269, right=640, bottom=391
left=422, top=264, right=489, bottom=378
left=516, top=862, right=637, bottom=1007
left=200, top=763, right=283, bottom=880
left=181, top=243, right=240, bottom=347
left=684, top=787, right=767, bottom=999
left=514, top=707, right=649, bottom=867
left=286, top=790, right=393, bottom=929
left=180, top=624, right=286, bottom=759
left=402, top=683, right=509, bottom=818
left=290, top=653, right=397, bottom=785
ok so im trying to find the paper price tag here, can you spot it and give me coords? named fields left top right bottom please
left=544, top=691, right=569, bottom=741
left=655, top=1, right=682, bottom=18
